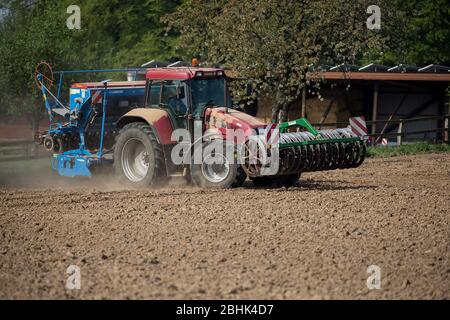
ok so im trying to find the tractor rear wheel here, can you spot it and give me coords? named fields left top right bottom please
left=113, top=123, right=166, bottom=187
left=190, top=141, right=245, bottom=189
left=251, top=174, right=300, bottom=188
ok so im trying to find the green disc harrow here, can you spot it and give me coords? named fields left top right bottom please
left=276, top=118, right=366, bottom=175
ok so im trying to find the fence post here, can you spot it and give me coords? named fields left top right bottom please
left=445, top=100, right=449, bottom=144
left=301, top=86, right=306, bottom=118
left=371, top=83, right=379, bottom=146
left=445, top=117, right=449, bottom=144
left=397, top=121, right=403, bottom=146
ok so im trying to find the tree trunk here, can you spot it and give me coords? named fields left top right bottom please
left=271, top=105, right=280, bottom=123
left=30, top=115, right=40, bottom=140
left=278, top=105, right=288, bottom=123
left=31, top=116, right=40, bottom=156
left=271, top=89, right=285, bottom=123
left=271, top=103, right=290, bottom=123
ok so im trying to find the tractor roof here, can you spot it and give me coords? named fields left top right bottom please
left=70, top=67, right=225, bottom=89
left=146, top=67, right=225, bottom=80
left=71, top=81, right=146, bottom=89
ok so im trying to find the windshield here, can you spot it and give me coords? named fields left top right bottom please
left=190, top=78, right=231, bottom=114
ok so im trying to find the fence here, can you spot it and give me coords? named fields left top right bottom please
left=313, top=115, right=450, bottom=146
left=0, top=139, right=47, bottom=162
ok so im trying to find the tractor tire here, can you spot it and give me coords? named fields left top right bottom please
left=113, top=123, right=166, bottom=187
left=251, top=174, right=300, bottom=188
left=190, top=141, right=244, bottom=189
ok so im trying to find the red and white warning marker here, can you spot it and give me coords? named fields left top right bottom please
left=264, top=123, right=279, bottom=144
left=91, top=90, right=103, bottom=104
left=349, top=116, right=368, bottom=137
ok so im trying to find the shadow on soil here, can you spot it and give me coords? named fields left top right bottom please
left=243, top=179, right=378, bottom=192
left=0, top=157, right=377, bottom=192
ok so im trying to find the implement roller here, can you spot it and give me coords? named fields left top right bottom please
left=240, top=117, right=366, bottom=185
left=276, top=118, right=366, bottom=175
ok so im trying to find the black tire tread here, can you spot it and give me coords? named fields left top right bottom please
left=190, top=141, right=242, bottom=189
left=113, top=122, right=166, bottom=186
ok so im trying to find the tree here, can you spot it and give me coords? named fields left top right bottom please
left=0, top=0, right=75, bottom=137
left=382, top=0, right=450, bottom=65
left=0, top=0, right=184, bottom=138
left=74, top=0, right=183, bottom=68
left=166, top=0, right=392, bottom=121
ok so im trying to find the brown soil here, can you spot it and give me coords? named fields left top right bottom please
left=0, top=153, right=449, bottom=299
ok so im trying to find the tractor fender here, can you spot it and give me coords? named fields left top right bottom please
left=116, top=108, right=174, bottom=145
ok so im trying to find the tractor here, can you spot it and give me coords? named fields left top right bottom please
left=35, top=62, right=366, bottom=188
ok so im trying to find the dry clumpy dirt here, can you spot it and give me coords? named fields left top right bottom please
left=0, top=153, right=449, bottom=300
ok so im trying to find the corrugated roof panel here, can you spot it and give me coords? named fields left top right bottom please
left=358, top=63, right=389, bottom=72
left=418, top=64, right=450, bottom=72
left=317, top=65, right=333, bottom=71
left=141, top=60, right=170, bottom=68
left=167, top=61, right=190, bottom=68
left=329, top=64, right=360, bottom=72
left=318, top=71, right=450, bottom=81
left=387, top=65, right=420, bottom=72
left=323, top=63, right=449, bottom=74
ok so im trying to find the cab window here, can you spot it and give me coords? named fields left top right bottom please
left=161, top=81, right=178, bottom=105
left=146, top=82, right=161, bottom=108
left=161, top=80, right=188, bottom=115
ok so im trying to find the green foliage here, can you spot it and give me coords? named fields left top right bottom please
left=0, top=0, right=75, bottom=130
left=73, top=0, right=182, bottom=68
left=381, top=0, right=450, bottom=65
left=0, top=0, right=448, bottom=130
left=367, top=143, right=450, bottom=158
left=166, top=0, right=391, bottom=119
left=0, top=0, right=182, bottom=132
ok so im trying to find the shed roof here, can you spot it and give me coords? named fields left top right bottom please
left=309, top=64, right=450, bottom=82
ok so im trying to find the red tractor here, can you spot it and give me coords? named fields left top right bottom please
left=114, top=67, right=269, bottom=188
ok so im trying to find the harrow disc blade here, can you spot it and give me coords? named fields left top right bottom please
left=279, top=127, right=365, bottom=174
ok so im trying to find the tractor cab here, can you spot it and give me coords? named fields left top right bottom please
left=144, top=68, right=231, bottom=128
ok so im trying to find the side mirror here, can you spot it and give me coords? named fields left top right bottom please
left=177, top=86, right=185, bottom=99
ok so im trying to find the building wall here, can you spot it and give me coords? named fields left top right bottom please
left=254, top=82, right=447, bottom=143
left=255, top=87, right=365, bottom=126
left=376, top=93, right=441, bottom=142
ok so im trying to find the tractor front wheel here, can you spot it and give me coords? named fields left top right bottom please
left=113, top=123, right=166, bottom=187
left=190, top=141, right=245, bottom=189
